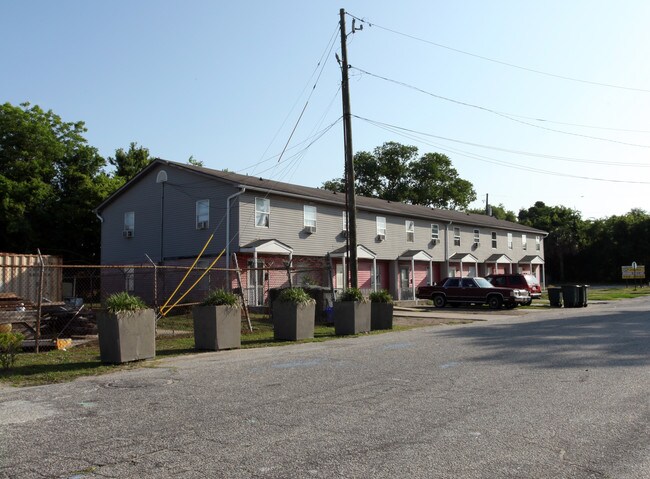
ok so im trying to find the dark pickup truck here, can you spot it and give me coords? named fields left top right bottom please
left=416, top=277, right=530, bottom=309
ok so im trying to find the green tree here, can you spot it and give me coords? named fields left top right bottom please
left=187, top=155, right=204, bottom=167
left=108, top=142, right=153, bottom=181
left=0, top=102, right=117, bottom=262
left=467, top=203, right=517, bottom=222
left=322, top=142, right=476, bottom=209
left=518, top=201, right=585, bottom=282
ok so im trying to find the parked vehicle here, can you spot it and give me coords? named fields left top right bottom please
left=485, top=274, right=541, bottom=305
left=416, top=277, right=530, bottom=309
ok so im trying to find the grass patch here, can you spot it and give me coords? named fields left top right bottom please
left=541, top=286, right=650, bottom=302
left=1, top=317, right=411, bottom=387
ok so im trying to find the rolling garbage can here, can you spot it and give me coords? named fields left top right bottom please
left=561, top=285, right=581, bottom=308
left=547, top=287, right=563, bottom=307
left=578, top=284, right=589, bottom=307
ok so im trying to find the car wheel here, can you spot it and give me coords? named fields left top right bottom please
left=433, top=295, right=446, bottom=308
left=488, top=295, right=503, bottom=310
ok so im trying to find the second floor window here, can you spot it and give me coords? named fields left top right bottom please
left=123, top=211, right=134, bottom=237
left=304, top=205, right=317, bottom=228
left=255, top=198, right=270, bottom=227
left=406, top=220, right=415, bottom=242
left=491, top=231, right=497, bottom=249
left=342, top=211, right=348, bottom=231
left=196, top=199, right=209, bottom=229
left=474, top=229, right=480, bottom=244
left=522, top=234, right=527, bottom=250
left=507, top=232, right=513, bottom=249
left=454, top=227, right=461, bottom=246
left=536, top=235, right=541, bottom=251
left=377, top=216, right=387, bottom=237
left=431, top=224, right=439, bottom=241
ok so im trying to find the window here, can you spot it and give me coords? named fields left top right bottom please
left=522, top=234, right=527, bottom=250
left=473, top=229, right=480, bottom=244
left=377, top=216, right=386, bottom=237
left=454, top=227, right=461, bottom=246
left=536, top=235, right=541, bottom=251
left=431, top=224, right=439, bottom=241
left=342, top=211, right=348, bottom=231
left=507, top=232, right=513, bottom=249
left=304, top=205, right=317, bottom=228
left=406, top=220, right=415, bottom=242
left=124, top=267, right=135, bottom=292
left=196, top=199, right=209, bottom=229
left=123, top=211, right=135, bottom=237
left=255, top=198, right=270, bottom=227
left=491, top=231, right=497, bottom=249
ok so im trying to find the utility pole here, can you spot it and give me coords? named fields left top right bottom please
left=339, top=8, right=358, bottom=288
left=485, top=193, right=489, bottom=215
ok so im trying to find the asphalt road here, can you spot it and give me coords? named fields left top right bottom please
left=1, top=297, right=649, bottom=479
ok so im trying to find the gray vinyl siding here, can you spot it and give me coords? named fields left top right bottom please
left=100, top=165, right=239, bottom=264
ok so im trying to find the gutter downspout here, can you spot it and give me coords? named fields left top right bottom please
left=445, top=221, right=452, bottom=277
left=226, top=187, right=247, bottom=272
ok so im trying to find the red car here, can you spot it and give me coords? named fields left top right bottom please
left=416, top=277, right=530, bottom=309
left=485, top=274, right=542, bottom=305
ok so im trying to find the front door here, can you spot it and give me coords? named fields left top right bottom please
left=399, top=266, right=412, bottom=300
left=248, top=259, right=265, bottom=306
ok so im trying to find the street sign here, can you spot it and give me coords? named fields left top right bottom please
left=622, top=265, right=645, bottom=279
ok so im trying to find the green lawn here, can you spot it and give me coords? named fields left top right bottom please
left=1, top=317, right=411, bottom=387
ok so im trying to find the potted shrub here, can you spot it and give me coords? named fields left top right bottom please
left=97, top=292, right=155, bottom=364
left=272, top=288, right=316, bottom=341
left=193, top=289, right=241, bottom=351
left=334, top=288, right=370, bottom=335
left=369, top=290, right=394, bottom=330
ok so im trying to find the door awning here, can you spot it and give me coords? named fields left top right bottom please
left=484, top=254, right=513, bottom=263
left=519, top=255, right=545, bottom=264
left=240, top=239, right=293, bottom=255
left=448, top=252, right=478, bottom=262
left=329, top=244, right=376, bottom=259
left=398, top=250, right=433, bottom=262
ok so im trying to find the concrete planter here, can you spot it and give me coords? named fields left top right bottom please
left=334, top=301, right=370, bottom=335
left=371, top=303, right=393, bottom=330
left=192, top=305, right=241, bottom=351
left=97, top=309, right=156, bottom=364
left=272, top=300, right=315, bottom=341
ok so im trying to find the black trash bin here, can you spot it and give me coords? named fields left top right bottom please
left=578, top=284, right=589, bottom=307
left=547, top=287, right=563, bottom=307
left=561, top=285, right=581, bottom=308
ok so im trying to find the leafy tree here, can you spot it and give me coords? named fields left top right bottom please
left=518, top=201, right=585, bottom=282
left=187, top=155, right=204, bottom=167
left=0, top=102, right=118, bottom=262
left=467, top=203, right=517, bottom=222
left=108, top=142, right=153, bottom=181
left=322, top=141, right=476, bottom=209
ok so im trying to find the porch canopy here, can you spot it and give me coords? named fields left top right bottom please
left=448, top=252, right=479, bottom=277
left=240, top=239, right=293, bottom=260
left=329, top=244, right=377, bottom=292
left=519, top=254, right=545, bottom=265
left=398, top=250, right=433, bottom=300
left=485, top=253, right=513, bottom=274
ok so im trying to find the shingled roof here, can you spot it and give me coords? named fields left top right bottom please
left=97, top=159, right=547, bottom=235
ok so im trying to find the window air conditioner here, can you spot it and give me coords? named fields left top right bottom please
left=305, top=226, right=317, bottom=234
left=431, top=238, right=438, bottom=245
left=123, top=230, right=133, bottom=238
left=341, top=230, right=348, bottom=238
left=377, top=233, right=386, bottom=241
left=197, top=221, right=208, bottom=230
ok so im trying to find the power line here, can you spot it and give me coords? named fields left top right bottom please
left=352, top=66, right=650, bottom=148
left=346, top=12, right=650, bottom=94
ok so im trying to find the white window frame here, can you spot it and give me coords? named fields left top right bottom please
left=473, top=229, right=480, bottom=244
left=454, top=227, right=461, bottom=247
left=255, top=198, right=270, bottom=228
left=536, top=235, right=541, bottom=251
left=342, top=211, right=348, bottom=231
left=491, top=231, right=497, bottom=249
left=124, top=211, right=135, bottom=235
left=507, top=232, right=513, bottom=249
left=522, top=234, right=527, bottom=250
left=406, top=220, right=415, bottom=242
left=431, top=224, right=439, bottom=240
left=303, top=205, right=317, bottom=228
left=196, top=199, right=209, bottom=229
left=376, top=216, right=387, bottom=236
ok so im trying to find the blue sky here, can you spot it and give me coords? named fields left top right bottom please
left=3, top=1, right=650, bottom=219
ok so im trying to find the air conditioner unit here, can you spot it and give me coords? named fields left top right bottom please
left=341, top=230, right=348, bottom=238
left=377, top=233, right=386, bottom=241
left=197, top=221, right=208, bottom=230
left=475, top=242, right=481, bottom=246
left=431, top=238, right=438, bottom=245
left=305, top=226, right=317, bottom=234
left=123, top=230, right=133, bottom=238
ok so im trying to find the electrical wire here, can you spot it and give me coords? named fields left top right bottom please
left=346, top=12, right=650, bottom=94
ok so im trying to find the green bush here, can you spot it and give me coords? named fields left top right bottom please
left=105, top=292, right=147, bottom=313
left=369, top=290, right=393, bottom=303
left=277, top=288, right=315, bottom=305
left=337, top=288, right=365, bottom=302
left=0, top=332, right=25, bottom=370
left=201, top=289, right=239, bottom=306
